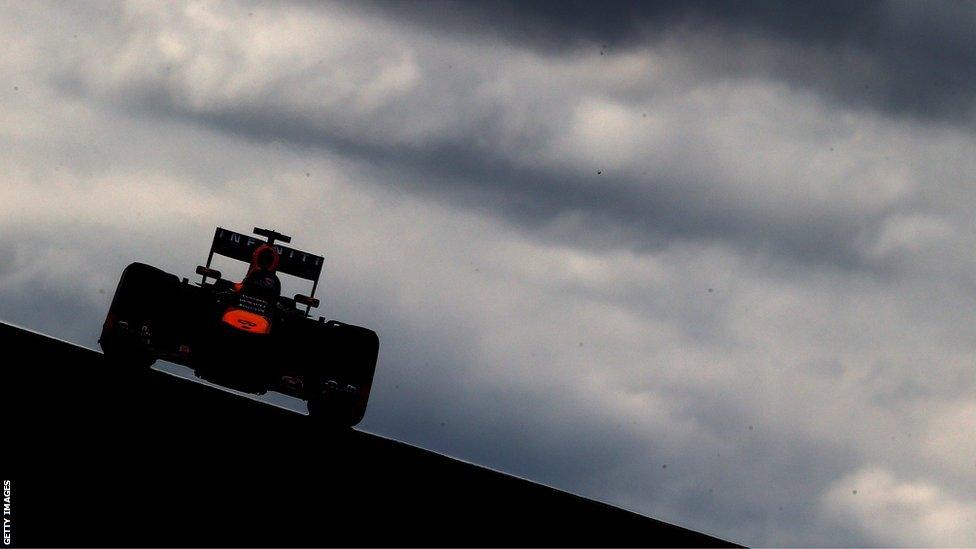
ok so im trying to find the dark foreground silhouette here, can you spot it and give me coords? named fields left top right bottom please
left=100, top=227, right=379, bottom=427
left=1, top=322, right=735, bottom=547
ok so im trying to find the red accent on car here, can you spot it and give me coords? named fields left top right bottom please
left=233, top=244, right=280, bottom=294
left=251, top=244, right=279, bottom=272
left=221, top=308, right=271, bottom=334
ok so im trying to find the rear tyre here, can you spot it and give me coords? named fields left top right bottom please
left=306, top=394, right=355, bottom=430
left=99, top=262, right=178, bottom=373
left=100, top=332, right=156, bottom=372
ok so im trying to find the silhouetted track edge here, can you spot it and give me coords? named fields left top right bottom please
left=1, top=321, right=739, bottom=548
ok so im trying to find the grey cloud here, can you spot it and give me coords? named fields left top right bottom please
left=356, top=0, right=976, bottom=124
left=52, top=0, right=964, bottom=278
left=216, top=111, right=877, bottom=270
left=0, top=288, right=103, bottom=347
left=357, top=1, right=883, bottom=50
left=369, top=345, right=873, bottom=546
left=68, top=56, right=888, bottom=274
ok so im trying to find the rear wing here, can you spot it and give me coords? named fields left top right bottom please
left=203, top=227, right=324, bottom=301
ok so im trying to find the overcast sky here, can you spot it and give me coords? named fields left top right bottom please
left=4, top=1, right=976, bottom=545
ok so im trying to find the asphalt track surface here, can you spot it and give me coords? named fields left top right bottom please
left=1, top=321, right=736, bottom=547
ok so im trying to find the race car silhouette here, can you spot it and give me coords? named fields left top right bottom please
left=99, top=227, right=379, bottom=427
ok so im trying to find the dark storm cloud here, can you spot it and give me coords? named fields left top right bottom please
left=52, top=0, right=949, bottom=276
left=357, top=0, right=879, bottom=50
left=357, top=0, right=976, bottom=124
left=112, top=88, right=879, bottom=273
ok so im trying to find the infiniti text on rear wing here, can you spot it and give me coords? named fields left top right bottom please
left=208, top=227, right=323, bottom=283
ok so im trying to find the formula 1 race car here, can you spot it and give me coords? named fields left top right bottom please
left=99, top=227, right=379, bottom=427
